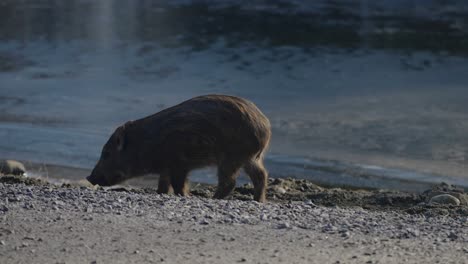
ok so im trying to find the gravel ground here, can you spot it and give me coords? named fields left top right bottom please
left=0, top=178, right=467, bottom=263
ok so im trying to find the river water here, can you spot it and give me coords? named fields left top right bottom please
left=1, top=0, right=468, bottom=191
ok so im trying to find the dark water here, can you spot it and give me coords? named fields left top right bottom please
left=1, top=0, right=468, bottom=190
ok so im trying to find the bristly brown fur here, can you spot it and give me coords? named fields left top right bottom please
left=87, top=94, right=271, bottom=202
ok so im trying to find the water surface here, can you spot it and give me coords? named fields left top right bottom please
left=1, top=0, right=468, bottom=190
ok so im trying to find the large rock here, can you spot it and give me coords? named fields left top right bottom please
left=423, top=182, right=468, bottom=206
left=429, top=194, right=461, bottom=206
left=0, top=160, right=26, bottom=176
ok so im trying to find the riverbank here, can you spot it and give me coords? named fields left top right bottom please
left=0, top=174, right=467, bottom=263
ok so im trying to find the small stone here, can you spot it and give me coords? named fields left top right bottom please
left=277, top=222, right=291, bottom=229
left=272, top=186, right=287, bottom=194
left=134, top=250, right=140, bottom=254
left=199, top=219, right=209, bottom=225
left=0, top=240, right=5, bottom=245
left=448, top=232, right=458, bottom=240
left=341, top=231, right=351, bottom=238
left=0, top=160, right=26, bottom=175
left=322, top=224, right=338, bottom=233
left=238, top=258, right=247, bottom=262
left=406, top=228, right=420, bottom=237
left=429, top=194, right=460, bottom=206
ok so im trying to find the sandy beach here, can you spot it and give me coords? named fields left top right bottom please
left=0, top=174, right=467, bottom=264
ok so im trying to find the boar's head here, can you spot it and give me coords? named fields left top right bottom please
left=87, top=123, right=135, bottom=186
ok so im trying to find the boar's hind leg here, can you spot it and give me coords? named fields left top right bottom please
left=157, top=171, right=172, bottom=194
left=213, top=159, right=242, bottom=200
left=170, top=167, right=190, bottom=196
left=244, top=159, right=268, bottom=203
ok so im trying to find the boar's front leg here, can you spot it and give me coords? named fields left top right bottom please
left=170, top=167, right=190, bottom=196
left=213, top=159, right=242, bottom=200
left=157, top=170, right=172, bottom=194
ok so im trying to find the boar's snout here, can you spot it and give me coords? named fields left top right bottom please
left=86, top=173, right=110, bottom=186
left=86, top=175, right=96, bottom=185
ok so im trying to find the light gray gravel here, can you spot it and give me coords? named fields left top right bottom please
left=0, top=182, right=467, bottom=263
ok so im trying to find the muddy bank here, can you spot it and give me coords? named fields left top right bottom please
left=2, top=173, right=467, bottom=217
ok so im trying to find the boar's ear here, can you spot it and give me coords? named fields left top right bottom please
left=116, top=121, right=133, bottom=152
left=116, top=126, right=127, bottom=152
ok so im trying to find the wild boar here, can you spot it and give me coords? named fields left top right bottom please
left=86, top=95, right=271, bottom=202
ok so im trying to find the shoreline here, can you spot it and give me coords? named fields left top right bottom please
left=11, top=158, right=468, bottom=195
left=0, top=174, right=467, bottom=263
left=2, top=172, right=467, bottom=215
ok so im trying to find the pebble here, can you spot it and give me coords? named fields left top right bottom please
left=429, top=194, right=461, bottom=206
left=199, top=219, right=210, bottom=225
left=271, top=186, right=287, bottom=194
left=406, top=228, right=420, bottom=237
left=0, top=179, right=466, bottom=250
left=341, top=231, right=351, bottom=238
left=277, top=222, right=291, bottom=229
left=0, top=205, right=8, bottom=212
left=447, top=232, right=458, bottom=240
